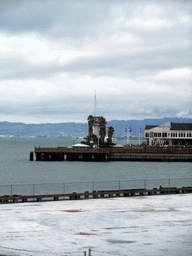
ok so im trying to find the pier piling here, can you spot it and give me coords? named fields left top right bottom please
left=29, top=151, right=34, bottom=161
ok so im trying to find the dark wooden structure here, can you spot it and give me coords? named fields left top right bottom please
left=33, top=146, right=192, bottom=162
left=1, top=186, right=192, bottom=204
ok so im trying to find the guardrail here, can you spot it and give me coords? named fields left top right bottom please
left=0, top=178, right=191, bottom=197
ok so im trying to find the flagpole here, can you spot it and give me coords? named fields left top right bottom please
left=128, top=127, right=132, bottom=146
left=139, top=128, right=142, bottom=146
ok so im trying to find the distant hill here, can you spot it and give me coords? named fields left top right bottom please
left=0, top=122, right=87, bottom=137
left=0, top=117, right=191, bottom=137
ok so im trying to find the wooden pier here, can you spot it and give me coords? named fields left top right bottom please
left=1, top=186, right=192, bottom=204
left=33, top=146, right=192, bottom=162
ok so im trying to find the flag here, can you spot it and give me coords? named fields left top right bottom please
left=124, top=127, right=127, bottom=133
left=128, top=127, right=132, bottom=132
left=139, top=128, right=142, bottom=133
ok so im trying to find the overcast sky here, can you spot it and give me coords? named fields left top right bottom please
left=0, top=0, right=191, bottom=123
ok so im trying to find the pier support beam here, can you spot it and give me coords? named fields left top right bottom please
left=29, top=151, right=34, bottom=161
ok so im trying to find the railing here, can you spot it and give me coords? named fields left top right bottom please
left=0, top=178, right=191, bottom=197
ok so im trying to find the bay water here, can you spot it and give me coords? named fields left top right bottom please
left=0, top=137, right=191, bottom=195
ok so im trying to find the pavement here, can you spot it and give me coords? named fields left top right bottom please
left=0, top=194, right=192, bottom=256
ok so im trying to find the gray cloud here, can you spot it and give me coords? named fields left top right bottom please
left=0, top=0, right=191, bottom=123
left=0, top=1, right=111, bottom=35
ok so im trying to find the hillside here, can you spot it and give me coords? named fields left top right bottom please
left=0, top=117, right=191, bottom=137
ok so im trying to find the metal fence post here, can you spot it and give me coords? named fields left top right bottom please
left=63, top=183, right=65, bottom=194
left=144, top=180, right=146, bottom=189
left=33, top=184, right=35, bottom=196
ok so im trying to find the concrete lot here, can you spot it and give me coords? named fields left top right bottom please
left=0, top=194, right=192, bottom=256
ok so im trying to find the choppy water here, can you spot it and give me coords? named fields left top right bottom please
left=0, top=137, right=191, bottom=187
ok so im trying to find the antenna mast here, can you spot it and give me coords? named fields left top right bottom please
left=94, top=90, right=96, bottom=116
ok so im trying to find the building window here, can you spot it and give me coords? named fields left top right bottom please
left=150, top=132, right=153, bottom=138
left=162, top=133, right=167, bottom=138
left=146, top=132, right=149, bottom=138
left=171, top=133, right=177, bottom=137
left=187, top=133, right=191, bottom=137
left=154, top=133, right=157, bottom=137
left=158, top=133, right=161, bottom=137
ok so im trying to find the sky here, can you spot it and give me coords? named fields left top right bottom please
left=0, top=0, right=191, bottom=123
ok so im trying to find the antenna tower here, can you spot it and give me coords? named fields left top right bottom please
left=94, top=90, right=96, bottom=116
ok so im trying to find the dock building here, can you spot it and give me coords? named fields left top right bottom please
left=92, top=116, right=101, bottom=138
left=145, top=122, right=192, bottom=146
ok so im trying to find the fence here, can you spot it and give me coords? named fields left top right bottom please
left=0, top=178, right=191, bottom=197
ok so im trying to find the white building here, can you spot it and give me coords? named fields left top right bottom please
left=92, top=116, right=100, bottom=138
left=145, top=122, right=192, bottom=146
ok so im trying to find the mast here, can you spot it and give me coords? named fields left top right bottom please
left=94, top=90, right=96, bottom=116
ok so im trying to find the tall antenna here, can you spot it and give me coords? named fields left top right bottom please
left=94, top=90, right=96, bottom=116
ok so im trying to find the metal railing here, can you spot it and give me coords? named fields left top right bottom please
left=0, top=178, right=191, bottom=197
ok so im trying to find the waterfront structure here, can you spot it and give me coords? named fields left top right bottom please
left=92, top=116, right=101, bottom=138
left=87, top=115, right=101, bottom=139
left=87, top=115, right=107, bottom=145
left=33, top=146, right=192, bottom=162
left=30, top=122, right=192, bottom=162
left=1, top=186, right=192, bottom=203
left=145, top=122, right=192, bottom=146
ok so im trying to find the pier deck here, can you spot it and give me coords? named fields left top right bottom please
left=33, top=146, right=192, bottom=162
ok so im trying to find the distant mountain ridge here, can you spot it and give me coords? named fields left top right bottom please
left=0, top=117, right=192, bottom=137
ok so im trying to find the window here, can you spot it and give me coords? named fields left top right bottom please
left=187, top=133, right=191, bottom=137
left=150, top=132, right=153, bottom=138
left=146, top=132, right=149, bottom=138
left=158, top=133, right=161, bottom=137
left=154, top=133, right=157, bottom=137
left=162, top=133, right=167, bottom=138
